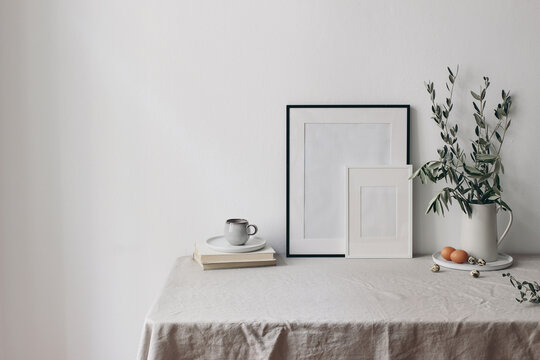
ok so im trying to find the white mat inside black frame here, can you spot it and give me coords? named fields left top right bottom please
left=287, top=105, right=410, bottom=257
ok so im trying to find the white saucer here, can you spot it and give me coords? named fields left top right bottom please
left=206, top=236, right=266, bottom=253
left=432, top=252, right=513, bottom=271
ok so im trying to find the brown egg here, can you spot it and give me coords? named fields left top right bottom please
left=450, top=249, right=469, bottom=264
left=441, top=246, right=455, bottom=261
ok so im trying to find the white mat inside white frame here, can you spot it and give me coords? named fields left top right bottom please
left=346, top=166, right=413, bottom=258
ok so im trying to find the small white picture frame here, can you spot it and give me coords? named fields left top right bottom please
left=346, top=166, right=413, bottom=258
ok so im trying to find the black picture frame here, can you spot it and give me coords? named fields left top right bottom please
left=286, top=104, right=410, bottom=257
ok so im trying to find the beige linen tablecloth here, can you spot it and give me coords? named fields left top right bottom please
left=137, top=255, right=540, bottom=360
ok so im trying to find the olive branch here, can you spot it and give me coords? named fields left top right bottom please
left=411, top=66, right=513, bottom=216
left=503, top=273, right=540, bottom=304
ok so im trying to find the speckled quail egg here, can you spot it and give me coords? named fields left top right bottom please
left=468, top=256, right=477, bottom=265
left=470, top=269, right=480, bottom=278
left=430, top=264, right=440, bottom=272
left=477, top=258, right=486, bottom=266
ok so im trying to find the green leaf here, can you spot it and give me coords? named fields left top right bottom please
left=419, top=168, right=427, bottom=183
left=409, top=167, right=422, bottom=180
left=424, top=168, right=437, bottom=182
left=457, top=198, right=466, bottom=213
left=435, top=199, right=443, bottom=215
left=493, top=160, right=501, bottom=175
left=427, top=193, right=439, bottom=210
left=476, top=154, right=498, bottom=163
left=474, top=113, right=485, bottom=128
left=471, top=91, right=481, bottom=101
left=464, top=165, right=484, bottom=177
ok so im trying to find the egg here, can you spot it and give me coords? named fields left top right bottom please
left=450, top=249, right=469, bottom=264
left=470, top=270, right=480, bottom=278
left=430, top=264, right=440, bottom=272
left=441, top=246, right=456, bottom=261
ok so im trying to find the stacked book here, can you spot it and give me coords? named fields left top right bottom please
left=193, top=238, right=276, bottom=270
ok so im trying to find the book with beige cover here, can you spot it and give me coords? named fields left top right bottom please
left=193, top=238, right=276, bottom=270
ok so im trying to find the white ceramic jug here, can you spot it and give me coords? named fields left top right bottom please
left=460, top=203, right=513, bottom=262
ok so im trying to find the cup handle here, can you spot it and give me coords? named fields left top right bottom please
left=497, top=205, right=513, bottom=246
left=247, top=224, right=258, bottom=236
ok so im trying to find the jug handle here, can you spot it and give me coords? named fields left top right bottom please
left=497, top=205, right=513, bottom=246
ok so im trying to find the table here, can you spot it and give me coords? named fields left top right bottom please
left=137, top=255, right=540, bottom=360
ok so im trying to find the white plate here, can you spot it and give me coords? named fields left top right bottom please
left=432, top=252, right=513, bottom=271
left=206, top=236, right=266, bottom=253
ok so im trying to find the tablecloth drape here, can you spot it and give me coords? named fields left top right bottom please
left=137, top=255, right=540, bottom=360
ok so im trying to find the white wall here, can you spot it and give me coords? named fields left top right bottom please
left=1, top=0, right=539, bottom=359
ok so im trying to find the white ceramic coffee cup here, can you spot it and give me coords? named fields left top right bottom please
left=224, top=219, right=258, bottom=246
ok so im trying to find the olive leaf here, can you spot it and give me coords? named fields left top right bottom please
left=471, top=91, right=481, bottom=101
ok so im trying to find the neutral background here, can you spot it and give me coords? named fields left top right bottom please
left=1, top=0, right=539, bottom=359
